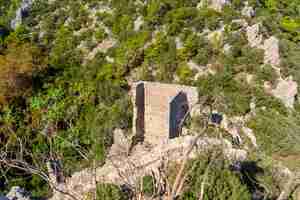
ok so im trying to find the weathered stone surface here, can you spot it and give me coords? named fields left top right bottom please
left=134, top=16, right=144, bottom=31
left=220, top=114, right=242, bottom=142
left=187, top=61, right=208, bottom=79
left=207, top=28, right=223, bottom=44
left=198, top=0, right=230, bottom=11
left=6, top=187, right=30, bottom=200
left=223, top=43, right=231, bottom=54
left=132, top=82, right=198, bottom=145
left=105, top=56, right=115, bottom=63
left=175, top=37, right=183, bottom=49
left=271, top=77, right=298, bottom=108
left=246, top=24, right=263, bottom=48
left=242, top=1, right=255, bottom=17
left=11, top=0, right=33, bottom=29
left=49, top=135, right=247, bottom=200
left=263, top=36, right=281, bottom=67
left=86, top=38, right=116, bottom=60
left=109, top=129, right=130, bottom=156
left=242, top=127, right=257, bottom=147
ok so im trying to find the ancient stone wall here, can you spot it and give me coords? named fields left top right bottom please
left=132, top=81, right=198, bottom=144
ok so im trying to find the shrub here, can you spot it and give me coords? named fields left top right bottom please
left=144, top=33, right=177, bottom=82
left=196, top=69, right=252, bottom=116
left=180, top=153, right=251, bottom=200
left=255, top=64, right=278, bottom=84
left=247, top=110, right=300, bottom=156
left=164, top=7, right=198, bottom=35
left=0, top=41, right=46, bottom=104
left=280, top=39, right=300, bottom=84
left=96, top=183, right=123, bottom=200
left=142, top=175, right=155, bottom=197
left=176, top=63, right=195, bottom=84
left=95, top=27, right=108, bottom=42
left=49, top=25, right=82, bottom=69
left=144, top=1, right=171, bottom=27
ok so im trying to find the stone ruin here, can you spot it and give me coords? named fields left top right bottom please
left=131, top=81, right=198, bottom=145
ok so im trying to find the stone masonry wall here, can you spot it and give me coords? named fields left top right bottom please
left=132, top=81, right=198, bottom=145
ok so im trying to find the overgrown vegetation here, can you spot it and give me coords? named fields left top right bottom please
left=0, top=0, right=299, bottom=199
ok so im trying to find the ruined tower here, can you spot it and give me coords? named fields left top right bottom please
left=132, top=81, right=198, bottom=145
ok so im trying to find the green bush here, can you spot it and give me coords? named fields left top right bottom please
left=256, top=64, right=278, bottom=84
left=49, top=26, right=82, bottom=68
left=196, top=69, right=252, bottom=116
left=176, top=64, right=195, bottom=84
left=247, top=110, right=300, bottom=156
left=180, top=154, right=251, bottom=200
left=142, top=175, right=155, bottom=197
left=96, top=183, right=124, bottom=200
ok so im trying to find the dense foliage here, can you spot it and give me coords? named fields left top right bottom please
left=0, top=0, right=299, bottom=199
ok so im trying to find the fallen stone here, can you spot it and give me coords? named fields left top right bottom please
left=263, top=36, right=281, bottom=67
left=175, top=37, right=183, bottom=49
left=109, top=128, right=130, bottom=156
left=223, top=43, right=231, bottom=54
left=6, top=186, right=30, bottom=200
left=242, top=127, right=257, bottom=147
left=197, top=0, right=230, bottom=11
left=134, top=16, right=144, bottom=31
left=246, top=24, right=263, bottom=48
left=271, top=77, right=298, bottom=108
left=242, top=1, right=255, bottom=17
left=207, top=28, right=223, bottom=44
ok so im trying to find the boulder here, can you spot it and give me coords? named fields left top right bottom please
left=242, top=2, right=255, bottom=17
left=134, top=16, right=144, bottom=32
left=109, top=129, right=130, bottom=156
left=175, top=37, right=183, bottom=49
left=210, top=0, right=230, bottom=11
left=246, top=24, right=262, bottom=48
left=271, top=77, right=298, bottom=108
left=223, top=43, right=231, bottom=54
left=198, top=0, right=230, bottom=11
left=187, top=60, right=208, bottom=79
left=10, top=0, right=33, bottom=30
left=242, top=127, right=257, bottom=147
left=6, top=186, right=30, bottom=200
left=263, top=36, right=281, bottom=67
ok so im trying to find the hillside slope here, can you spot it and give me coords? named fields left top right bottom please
left=0, top=0, right=300, bottom=199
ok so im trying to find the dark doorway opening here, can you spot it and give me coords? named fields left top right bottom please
left=135, top=82, right=145, bottom=141
left=169, top=92, right=189, bottom=139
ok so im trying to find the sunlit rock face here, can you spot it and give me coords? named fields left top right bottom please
left=242, top=1, right=255, bottom=17
left=263, top=36, right=281, bottom=67
left=271, top=77, right=298, bottom=109
left=197, top=0, right=230, bottom=11
left=246, top=24, right=263, bottom=48
left=10, top=0, right=33, bottom=30
left=134, top=16, right=144, bottom=32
